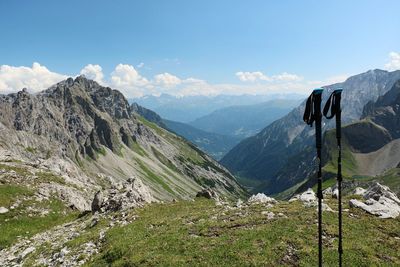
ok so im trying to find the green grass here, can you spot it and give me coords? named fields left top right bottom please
left=323, top=130, right=358, bottom=178
left=97, top=147, right=107, bottom=156
left=65, top=216, right=109, bottom=249
left=25, top=146, right=37, bottom=154
left=131, top=141, right=148, bottom=157
left=0, top=184, right=34, bottom=207
left=35, top=171, right=66, bottom=185
left=86, top=198, right=400, bottom=266
left=137, top=159, right=175, bottom=195
left=0, top=198, right=79, bottom=249
left=137, top=116, right=165, bottom=136
left=151, top=146, right=180, bottom=173
left=0, top=163, right=30, bottom=177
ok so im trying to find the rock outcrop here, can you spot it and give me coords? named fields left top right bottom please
left=353, top=187, right=366, bottom=196
left=91, top=178, right=154, bottom=213
left=349, top=183, right=400, bottom=218
left=290, top=188, right=317, bottom=204
left=247, top=193, right=277, bottom=204
left=195, top=189, right=219, bottom=200
left=290, top=188, right=333, bottom=211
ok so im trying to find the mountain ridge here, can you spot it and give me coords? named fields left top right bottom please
left=221, top=69, right=400, bottom=194
left=0, top=76, right=246, bottom=211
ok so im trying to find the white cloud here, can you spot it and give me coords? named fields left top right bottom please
left=384, top=52, right=400, bottom=71
left=137, top=62, right=144, bottom=68
left=0, top=61, right=366, bottom=98
left=236, top=71, right=303, bottom=83
left=80, top=64, right=105, bottom=85
left=235, top=71, right=271, bottom=82
left=154, top=73, right=181, bottom=88
left=272, top=72, right=303, bottom=82
left=110, top=64, right=149, bottom=87
left=0, top=62, right=67, bottom=94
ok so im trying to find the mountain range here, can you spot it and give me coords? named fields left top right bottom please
left=132, top=93, right=304, bottom=123
left=131, top=97, right=300, bottom=159
left=129, top=102, right=241, bottom=160
left=221, top=69, right=400, bottom=194
left=0, top=76, right=246, bottom=213
left=189, top=99, right=301, bottom=139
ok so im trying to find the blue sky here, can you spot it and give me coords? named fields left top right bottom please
left=0, top=0, right=399, bottom=97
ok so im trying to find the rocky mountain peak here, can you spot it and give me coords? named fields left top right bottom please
left=0, top=77, right=245, bottom=210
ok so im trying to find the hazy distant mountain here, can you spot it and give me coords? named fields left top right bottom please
left=163, top=119, right=241, bottom=160
left=131, top=93, right=304, bottom=122
left=130, top=102, right=241, bottom=160
left=221, top=69, right=400, bottom=194
left=189, top=99, right=301, bottom=139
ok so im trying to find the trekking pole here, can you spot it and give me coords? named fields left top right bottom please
left=323, top=88, right=343, bottom=267
left=303, top=88, right=324, bottom=267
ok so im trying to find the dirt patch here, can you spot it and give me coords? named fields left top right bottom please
left=353, top=139, right=400, bottom=176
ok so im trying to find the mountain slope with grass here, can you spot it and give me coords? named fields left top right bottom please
left=221, top=69, right=400, bottom=194
left=0, top=77, right=246, bottom=204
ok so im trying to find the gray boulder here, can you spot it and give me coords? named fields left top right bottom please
left=196, top=189, right=218, bottom=200
left=290, top=188, right=316, bottom=203
left=349, top=183, right=400, bottom=218
left=0, top=207, right=9, bottom=214
left=353, top=187, right=366, bottom=196
left=248, top=193, right=277, bottom=204
left=91, top=177, right=154, bottom=213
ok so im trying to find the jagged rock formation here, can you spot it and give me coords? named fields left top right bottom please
left=0, top=76, right=246, bottom=213
left=221, top=69, right=400, bottom=194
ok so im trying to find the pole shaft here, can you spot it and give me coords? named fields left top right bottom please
left=314, top=92, right=323, bottom=267
left=337, top=108, right=343, bottom=267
